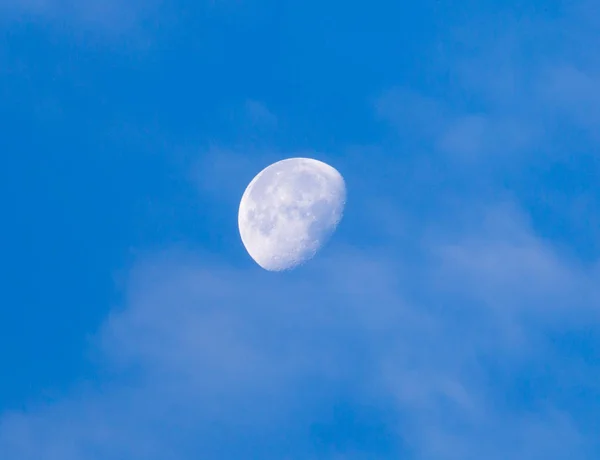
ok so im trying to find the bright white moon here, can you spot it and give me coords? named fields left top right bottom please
left=238, top=157, right=346, bottom=271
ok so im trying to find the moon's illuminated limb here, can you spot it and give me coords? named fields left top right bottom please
left=238, top=157, right=346, bottom=271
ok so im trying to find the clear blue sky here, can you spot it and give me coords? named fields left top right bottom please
left=1, top=0, right=599, bottom=458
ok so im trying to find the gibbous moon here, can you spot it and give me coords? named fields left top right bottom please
left=238, top=157, right=346, bottom=271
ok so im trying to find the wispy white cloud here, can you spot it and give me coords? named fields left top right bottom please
left=0, top=158, right=598, bottom=458
left=2, top=1, right=599, bottom=458
left=376, top=2, right=600, bottom=163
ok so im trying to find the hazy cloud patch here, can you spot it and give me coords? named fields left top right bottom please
left=0, top=0, right=161, bottom=31
left=1, top=195, right=598, bottom=458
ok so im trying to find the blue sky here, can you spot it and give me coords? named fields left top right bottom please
left=1, top=0, right=600, bottom=458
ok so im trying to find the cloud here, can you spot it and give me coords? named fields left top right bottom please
left=369, top=8, right=600, bottom=453
left=0, top=0, right=161, bottom=31
left=376, top=2, right=600, bottom=163
left=0, top=173, right=598, bottom=459
left=2, top=1, right=599, bottom=458
left=244, top=100, right=278, bottom=128
left=538, top=65, right=600, bottom=134
left=0, top=246, right=404, bottom=459
left=431, top=204, right=586, bottom=311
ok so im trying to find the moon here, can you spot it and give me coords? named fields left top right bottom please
left=238, top=157, right=346, bottom=271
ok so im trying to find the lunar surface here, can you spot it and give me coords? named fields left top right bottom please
left=238, top=157, right=346, bottom=271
